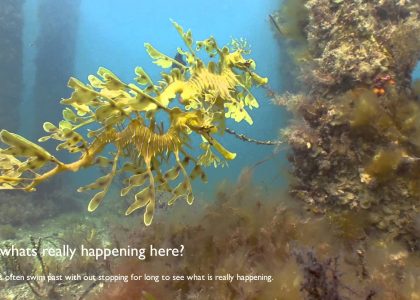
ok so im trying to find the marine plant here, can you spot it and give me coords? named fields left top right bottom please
left=0, top=234, right=104, bottom=299
left=0, top=21, right=267, bottom=225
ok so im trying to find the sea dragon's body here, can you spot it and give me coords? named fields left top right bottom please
left=0, top=21, right=267, bottom=225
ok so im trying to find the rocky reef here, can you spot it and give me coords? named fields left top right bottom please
left=273, top=0, right=420, bottom=248
left=273, top=0, right=420, bottom=94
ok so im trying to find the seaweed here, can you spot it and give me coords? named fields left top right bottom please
left=0, top=224, right=17, bottom=240
left=294, top=249, right=342, bottom=300
left=0, top=226, right=108, bottom=299
left=96, top=169, right=302, bottom=299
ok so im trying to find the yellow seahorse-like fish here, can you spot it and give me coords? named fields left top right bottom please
left=0, top=21, right=267, bottom=225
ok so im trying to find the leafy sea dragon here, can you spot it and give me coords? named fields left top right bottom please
left=0, top=21, right=267, bottom=225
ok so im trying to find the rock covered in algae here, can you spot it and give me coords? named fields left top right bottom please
left=273, top=0, right=420, bottom=247
left=273, top=0, right=420, bottom=93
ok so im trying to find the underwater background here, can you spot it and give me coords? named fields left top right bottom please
left=0, top=0, right=420, bottom=299
left=18, top=0, right=287, bottom=198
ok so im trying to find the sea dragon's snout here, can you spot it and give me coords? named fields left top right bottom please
left=202, top=132, right=237, bottom=160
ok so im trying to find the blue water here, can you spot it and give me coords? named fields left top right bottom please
left=20, top=0, right=286, bottom=199
left=415, top=62, right=420, bottom=79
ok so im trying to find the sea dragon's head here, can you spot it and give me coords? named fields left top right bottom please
left=224, top=49, right=256, bottom=71
left=169, top=108, right=236, bottom=160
